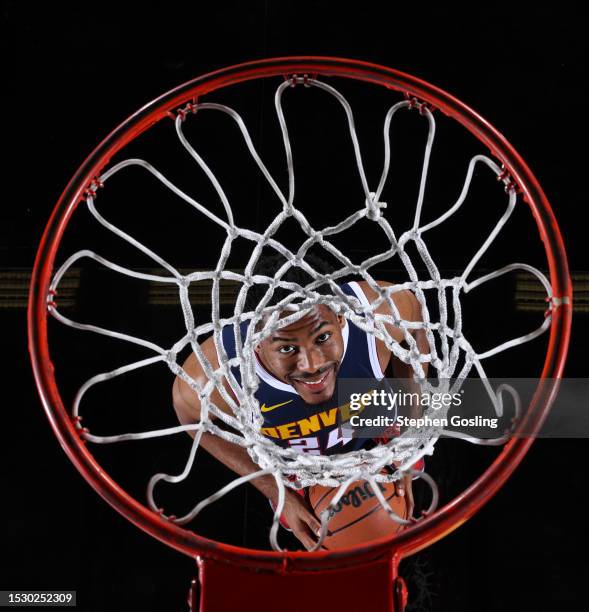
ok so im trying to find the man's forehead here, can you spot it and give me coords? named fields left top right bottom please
left=263, top=304, right=336, bottom=333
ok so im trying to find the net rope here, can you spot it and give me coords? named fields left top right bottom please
left=48, top=76, right=554, bottom=551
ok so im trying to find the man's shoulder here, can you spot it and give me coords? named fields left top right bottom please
left=353, top=280, right=416, bottom=319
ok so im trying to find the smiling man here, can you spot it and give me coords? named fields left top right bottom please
left=172, top=254, right=427, bottom=550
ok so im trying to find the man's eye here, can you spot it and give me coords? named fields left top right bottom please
left=278, top=345, right=296, bottom=354
left=316, top=332, right=332, bottom=343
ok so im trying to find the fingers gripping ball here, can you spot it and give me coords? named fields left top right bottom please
left=309, top=477, right=408, bottom=550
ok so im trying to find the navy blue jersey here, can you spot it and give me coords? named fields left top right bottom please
left=221, top=282, right=394, bottom=456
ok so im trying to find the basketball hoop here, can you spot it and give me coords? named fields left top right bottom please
left=29, top=57, right=572, bottom=611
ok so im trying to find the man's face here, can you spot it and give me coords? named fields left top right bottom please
left=254, top=305, right=346, bottom=405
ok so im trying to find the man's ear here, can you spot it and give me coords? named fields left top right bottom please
left=254, top=343, right=262, bottom=354
left=337, top=314, right=345, bottom=329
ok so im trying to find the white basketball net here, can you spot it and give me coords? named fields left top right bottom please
left=49, top=75, right=555, bottom=551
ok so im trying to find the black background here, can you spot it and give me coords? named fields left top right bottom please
left=2, top=2, right=587, bottom=611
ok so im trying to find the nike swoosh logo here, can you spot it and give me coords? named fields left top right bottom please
left=260, top=400, right=294, bottom=413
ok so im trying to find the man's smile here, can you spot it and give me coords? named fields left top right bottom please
left=289, top=365, right=335, bottom=394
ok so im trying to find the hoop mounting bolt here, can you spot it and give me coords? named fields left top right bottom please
left=404, top=92, right=435, bottom=115
left=497, top=166, right=521, bottom=194
left=83, top=178, right=104, bottom=200
left=285, top=73, right=314, bottom=88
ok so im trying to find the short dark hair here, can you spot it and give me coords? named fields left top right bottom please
left=243, top=252, right=336, bottom=313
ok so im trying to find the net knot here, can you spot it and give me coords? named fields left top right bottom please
left=311, top=230, right=323, bottom=243
left=408, top=228, right=420, bottom=241
left=365, top=192, right=387, bottom=221
left=226, top=226, right=239, bottom=240
left=164, top=350, right=177, bottom=366
left=243, top=275, right=254, bottom=288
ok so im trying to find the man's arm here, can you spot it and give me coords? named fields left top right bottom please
left=387, top=288, right=429, bottom=423
left=356, top=280, right=429, bottom=513
left=172, top=337, right=321, bottom=550
left=356, top=280, right=429, bottom=380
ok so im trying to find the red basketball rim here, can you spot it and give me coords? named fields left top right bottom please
left=28, top=57, right=572, bottom=570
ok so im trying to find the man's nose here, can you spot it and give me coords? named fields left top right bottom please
left=297, top=346, right=324, bottom=374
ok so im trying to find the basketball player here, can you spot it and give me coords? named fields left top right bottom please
left=173, top=255, right=428, bottom=550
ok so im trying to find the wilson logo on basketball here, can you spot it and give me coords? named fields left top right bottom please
left=328, top=482, right=387, bottom=517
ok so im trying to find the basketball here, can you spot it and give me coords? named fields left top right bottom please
left=309, top=477, right=408, bottom=550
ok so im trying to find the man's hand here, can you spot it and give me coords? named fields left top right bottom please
left=281, top=490, right=322, bottom=551
left=394, top=474, right=415, bottom=520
